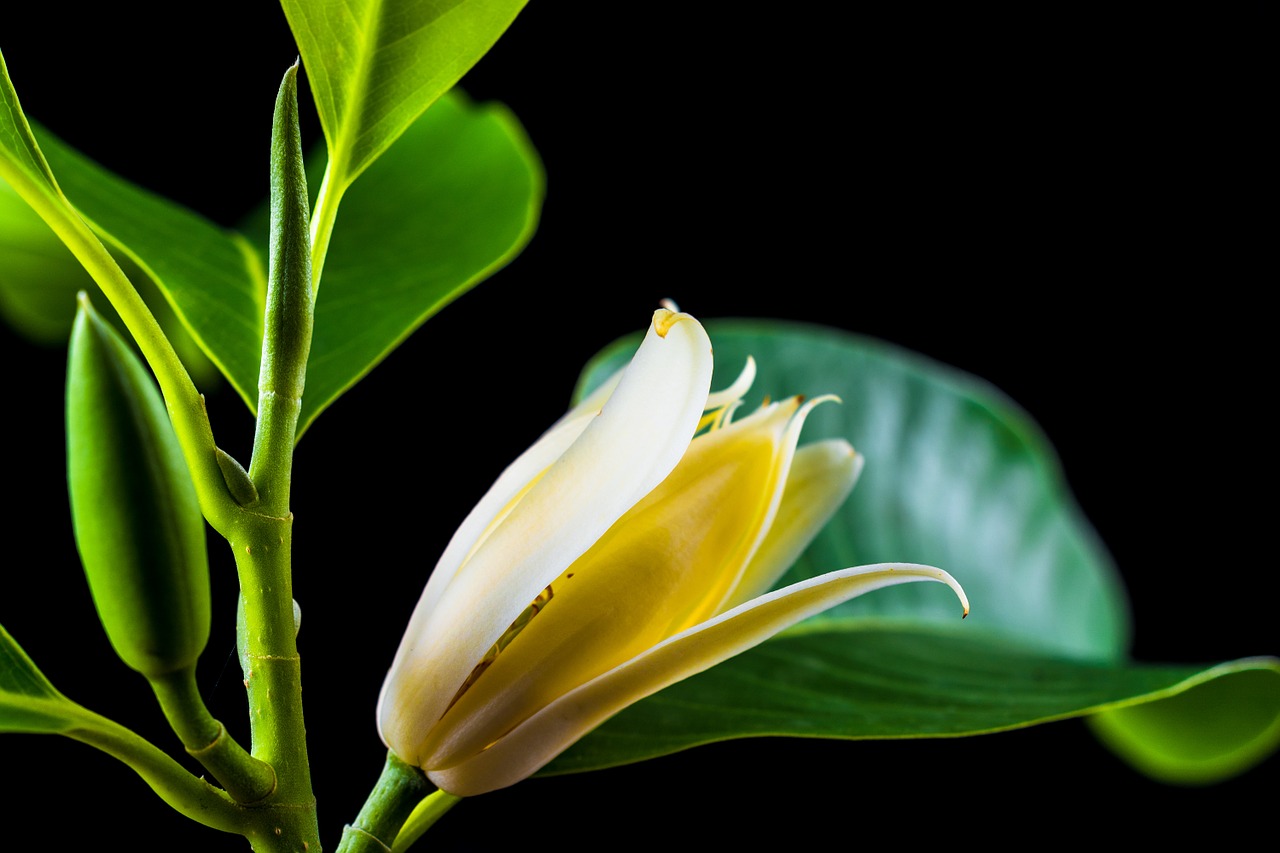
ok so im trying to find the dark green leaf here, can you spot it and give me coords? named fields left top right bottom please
left=564, top=319, right=1279, bottom=784
left=546, top=623, right=1280, bottom=777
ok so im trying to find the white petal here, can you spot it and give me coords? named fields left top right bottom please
left=722, top=439, right=863, bottom=609
left=413, top=368, right=624, bottom=625
left=379, top=309, right=713, bottom=765
left=426, top=563, right=968, bottom=795
left=704, top=356, right=756, bottom=412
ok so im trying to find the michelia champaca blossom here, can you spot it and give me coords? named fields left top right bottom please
left=377, top=307, right=968, bottom=796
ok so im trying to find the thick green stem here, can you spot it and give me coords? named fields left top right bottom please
left=230, top=509, right=319, bottom=851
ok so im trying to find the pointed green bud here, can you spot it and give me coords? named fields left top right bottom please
left=66, top=293, right=210, bottom=678
left=215, top=447, right=259, bottom=506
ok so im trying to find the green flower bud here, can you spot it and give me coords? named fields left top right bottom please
left=66, top=294, right=210, bottom=677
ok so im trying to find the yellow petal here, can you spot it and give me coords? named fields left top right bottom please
left=420, top=397, right=800, bottom=769
left=723, top=438, right=863, bottom=609
left=426, top=563, right=969, bottom=795
left=379, top=309, right=713, bottom=765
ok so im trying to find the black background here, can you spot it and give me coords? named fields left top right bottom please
left=1, top=4, right=1272, bottom=850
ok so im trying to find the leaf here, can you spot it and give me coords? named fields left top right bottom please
left=563, top=320, right=1280, bottom=783
left=0, top=176, right=222, bottom=386
left=0, top=49, right=59, bottom=199
left=544, top=623, right=1280, bottom=777
left=246, top=91, right=543, bottom=438
left=576, top=321, right=1128, bottom=660
left=2, top=52, right=259, bottom=401
left=282, top=0, right=529, bottom=192
left=34, top=125, right=266, bottom=409
left=1090, top=666, right=1280, bottom=785
left=0, top=623, right=85, bottom=734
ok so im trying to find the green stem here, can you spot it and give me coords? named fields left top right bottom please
left=148, top=668, right=277, bottom=804
left=308, top=156, right=347, bottom=296
left=67, top=714, right=243, bottom=836
left=220, top=63, right=321, bottom=853
left=336, top=752, right=434, bottom=853
left=0, top=160, right=241, bottom=535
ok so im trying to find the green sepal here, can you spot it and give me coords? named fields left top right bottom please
left=66, top=293, right=210, bottom=677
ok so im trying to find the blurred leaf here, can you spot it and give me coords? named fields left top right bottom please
left=282, top=0, right=529, bottom=191
left=562, top=320, right=1279, bottom=784
left=1090, top=665, right=1280, bottom=785
left=0, top=177, right=221, bottom=385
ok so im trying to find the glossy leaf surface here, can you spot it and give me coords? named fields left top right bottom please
left=244, top=91, right=543, bottom=437
left=557, top=320, right=1280, bottom=783
left=6, top=96, right=540, bottom=436
left=282, top=0, right=529, bottom=191
left=546, top=623, right=1280, bottom=775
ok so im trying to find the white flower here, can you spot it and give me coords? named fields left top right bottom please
left=378, top=307, right=967, bottom=796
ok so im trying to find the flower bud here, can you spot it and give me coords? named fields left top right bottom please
left=66, top=294, right=210, bottom=677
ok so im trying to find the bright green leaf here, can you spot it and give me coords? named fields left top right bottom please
left=245, top=91, right=543, bottom=438
left=0, top=49, right=59, bottom=200
left=282, top=0, right=529, bottom=191
left=0, top=176, right=222, bottom=386
left=0, top=623, right=84, bottom=734
left=1090, top=665, right=1280, bottom=785
left=546, top=623, right=1280, bottom=776
left=34, top=126, right=265, bottom=410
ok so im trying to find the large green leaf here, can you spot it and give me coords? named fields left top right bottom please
left=0, top=623, right=85, bottom=734
left=8, top=94, right=539, bottom=436
left=559, top=320, right=1280, bottom=784
left=33, top=126, right=266, bottom=409
left=545, top=623, right=1280, bottom=776
left=298, top=90, right=541, bottom=436
left=282, top=0, right=529, bottom=192
left=2, top=50, right=262, bottom=403
left=0, top=175, right=222, bottom=386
